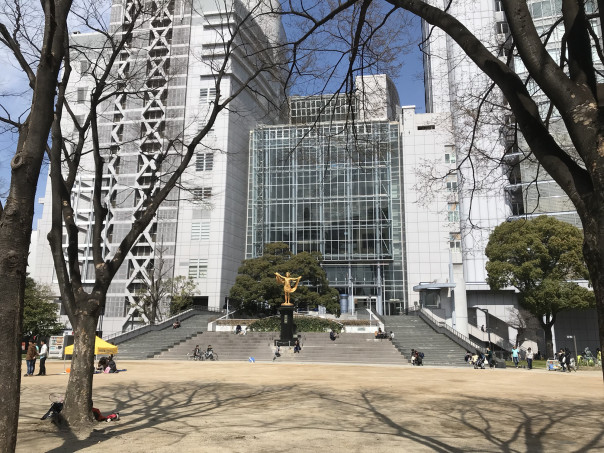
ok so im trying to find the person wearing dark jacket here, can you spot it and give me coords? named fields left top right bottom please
left=25, top=341, right=38, bottom=376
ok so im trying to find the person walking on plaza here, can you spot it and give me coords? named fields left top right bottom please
left=37, top=340, right=48, bottom=376
left=25, top=341, right=38, bottom=376
left=526, top=347, right=534, bottom=370
left=511, top=346, right=520, bottom=368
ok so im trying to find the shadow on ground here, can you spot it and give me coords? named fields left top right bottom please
left=21, top=379, right=604, bottom=452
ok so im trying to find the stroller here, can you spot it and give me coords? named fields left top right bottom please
left=474, top=351, right=486, bottom=369
left=41, top=393, right=64, bottom=420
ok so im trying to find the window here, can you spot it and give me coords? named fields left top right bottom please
left=193, top=187, right=212, bottom=200
left=449, top=233, right=461, bottom=252
left=191, top=222, right=210, bottom=240
left=80, top=60, right=90, bottom=73
left=448, top=203, right=460, bottom=222
left=188, top=258, right=208, bottom=278
left=199, top=87, right=217, bottom=104
left=495, top=0, right=504, bottom=12
left=446, top=174, right=458, bottom=192
left=417, top=124, right=435, bottom=130
left=195, top=152, right=214, bottom=171
left=496, top=21, right=509, bottom=35
left=444, top=145, right=456, bottom=164
left=77, top=87, right=87, bottom=103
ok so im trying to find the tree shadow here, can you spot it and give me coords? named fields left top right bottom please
left=19, top=380, right=604, bottom=452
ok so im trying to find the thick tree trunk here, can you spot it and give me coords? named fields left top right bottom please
left=0, top=2, right=72, bottom=447
left=0, top=214, right=30, bottom=450
left=582, top=224, right=604, bottom=382
left=62, top=312, right=99, bottom=428
left=539, top=318, right=555, bottom=359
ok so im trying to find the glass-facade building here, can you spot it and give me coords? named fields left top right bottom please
left=247, top=84, right=405, bottom=313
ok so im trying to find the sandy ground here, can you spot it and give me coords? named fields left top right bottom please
left=15, top=359, right=604, bottom=452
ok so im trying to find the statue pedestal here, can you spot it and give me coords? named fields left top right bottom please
left=275, top=304, right=295, bottom=346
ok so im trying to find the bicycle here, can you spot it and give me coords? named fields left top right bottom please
left=201, top=351, right=218, bottom=361
left=187, top=351, right=203, bottom=361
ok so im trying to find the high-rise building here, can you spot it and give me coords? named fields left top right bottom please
left=30, top=0, right=286, bottom=335
left=247, top=75, right=464, bottom=321
left=421, top=0, right=600, bottom=349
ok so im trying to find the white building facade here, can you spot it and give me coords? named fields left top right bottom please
left=30, top=0, right=286, bottom=336
left=421, top=0, right=600, bottom=351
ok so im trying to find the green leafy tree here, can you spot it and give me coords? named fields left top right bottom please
left=23, top=277, right=64, bottom=339
left=168, top=276, right=198, bottom=316
left=486, top=216, right=595, bottom=357
left=230, top=242, right=340, bottom=315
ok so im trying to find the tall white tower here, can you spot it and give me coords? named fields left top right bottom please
left=30, top=0, right=287, bottom=335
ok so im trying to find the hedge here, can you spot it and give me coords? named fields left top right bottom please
left=247, top=315, right=344, bottom=333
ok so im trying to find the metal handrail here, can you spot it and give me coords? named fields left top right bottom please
left=207, top=310, right=237, bottom=331
left=103, top=306, right=223, bottom=342
left=365, top=308, right=383, bottom=328
left=420, top=307, right=484, bottom=352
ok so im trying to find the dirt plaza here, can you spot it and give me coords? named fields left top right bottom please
left=16, top=360, right=604, bottom=452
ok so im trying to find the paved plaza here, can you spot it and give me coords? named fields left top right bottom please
left=16, top=360, right=604, bottom=452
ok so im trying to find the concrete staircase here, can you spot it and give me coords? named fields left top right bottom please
left=382, top=315, right=468, bottom=366
left=158, top=331, right=408, bottom=364
left=115, top=312, right=217, bottom=359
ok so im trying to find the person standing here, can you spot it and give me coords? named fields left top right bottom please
left=526, top=347, right=534, bottom=370
left=486, top=348, right=494, bottom=368
left=25, top=341, right=38, bottom=376
left=37, top=340, right=48, bottom=376
left=511, top=346, right=520, bottom=368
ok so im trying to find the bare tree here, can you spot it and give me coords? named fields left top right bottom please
left=292, top=0, right=604, bottom=381
left=46, top=0, right=291, bottom=427
left=0, top=0, right=73, bottom=449
left=382, top=0, right=604, bottom=381
left=506, top=306, right=542, bottom=348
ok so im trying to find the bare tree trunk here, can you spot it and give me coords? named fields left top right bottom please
left=582, top=220, right=604, bottom=382
left=0, top=198, right=30, bottom=451
left=62, top=302, right=101, bottom=427
left=540, top=319, right=555, bottom=360
left=0, top=1, right=73, bottom=448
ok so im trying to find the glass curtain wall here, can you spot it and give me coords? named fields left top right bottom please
left=248, top=120, right=405, bottom=306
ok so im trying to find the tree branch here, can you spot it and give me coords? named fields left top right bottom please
left=387, top=0, right=593, bottom=218
left=0, top=22, right=36, bottom=88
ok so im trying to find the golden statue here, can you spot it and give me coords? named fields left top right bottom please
left=274, top=272, right=302, bottom=305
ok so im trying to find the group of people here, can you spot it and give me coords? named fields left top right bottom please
left=25, top=339, right=48, bottom=377
left=374, top=328, right=394, bottom=341
left=556, top=348, right=576, bottom=372
left=410, top=349, right=424, bottom=366
left=465, top=348, right=495, bottom=369
left=97, top=354, right=118, bottom=373
left=273, top=339, right=302, bottom=360
left=192, top=344, right=215, bottom=360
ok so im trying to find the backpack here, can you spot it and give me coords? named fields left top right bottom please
left=419, top=352, right=425, bottom=358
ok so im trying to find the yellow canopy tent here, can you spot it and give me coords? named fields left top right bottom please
left=64, top=337, right=118, bottom=355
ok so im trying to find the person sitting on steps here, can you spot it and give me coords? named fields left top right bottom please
left=205, top=345, right=214, bottom=360
left=173, top=319, right=181, bottom=329
left=193, top=345, right=202, bottom=360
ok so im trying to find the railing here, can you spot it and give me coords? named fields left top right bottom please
left=207, top=310, right=237, bottom=331
left=365, top=308, right=383, bottom=329
left=104, top=308, right=211, bottom=344
left=419, top=307, right=485, bottom=353
left=467, top=323, right=530, bottom=358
